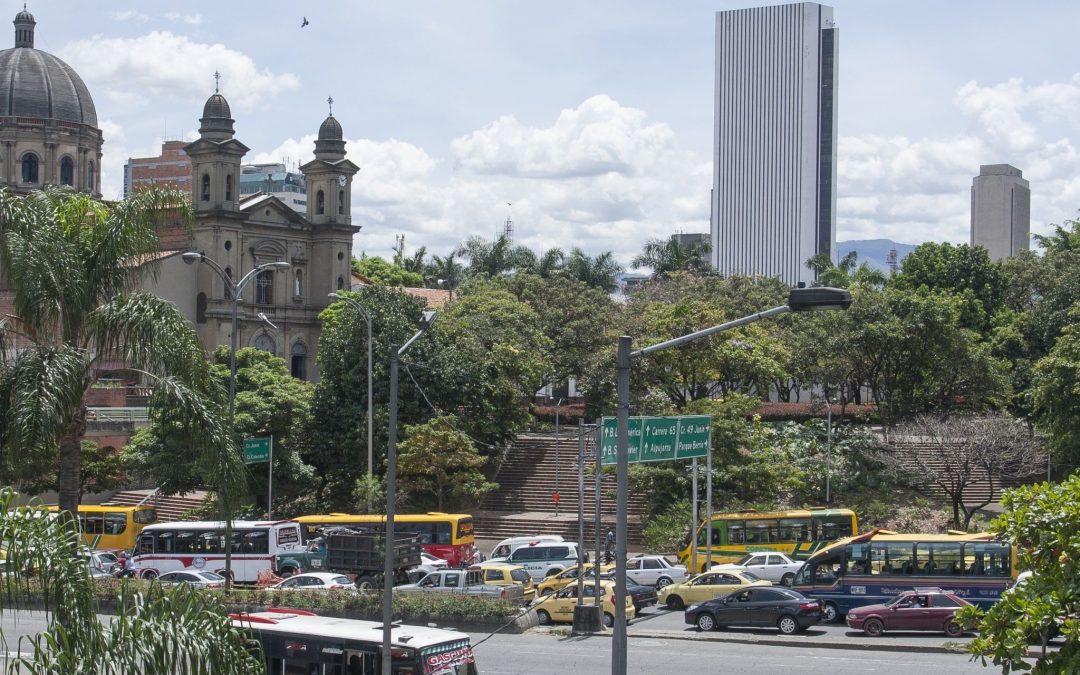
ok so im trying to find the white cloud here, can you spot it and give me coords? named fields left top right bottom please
left=110, top=10, right=147, bottom=22
left=58, top=32, right=298, bottom=110
left=164, top=12, right=203, bottom=26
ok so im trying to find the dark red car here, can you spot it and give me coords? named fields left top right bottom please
left=845, top=588, right=971, bottom=637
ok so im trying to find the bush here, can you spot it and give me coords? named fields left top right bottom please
left=641, top=501, right=693, bottom=554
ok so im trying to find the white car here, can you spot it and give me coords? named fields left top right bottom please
left=155, top=570, right=226, bottom=589
left=710, top=551, right=804, bottom=586
left=268, top=572, right=353, bottom=591
left=409, top=551, right=451, bottom=582
left=625, top=555, right=689, bottom=590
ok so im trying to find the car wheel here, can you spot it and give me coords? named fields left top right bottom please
left=777, top=615, right=800, bottom=635
left=141, top=570, right=158, bottom=581
left=666, top=595, right=685, bottom=610
left=822, top=602, right=839, bottom=623
left=696, top=613, right=716, bottom=632
left=354, top=576, right=377, bottom=592
left=944, top=619, right=963, bottom=638
left=541, top=587, right=555, bottom=597
left=536, top=609, right=551, bottom=626
left=781, top=573, right=795, bottom=587
left=656, top=577, right=672, bottom=591
left=603, top=613, right=615, bottom=628
left=863, top=618, right=884, bottom=638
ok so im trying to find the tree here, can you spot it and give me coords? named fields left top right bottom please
left=1032, top=216, right=1080, bottom=252
left=891, top=242, right=1007, bottom=334
left=877, top=415, right=1044, bottom=529
left=564, top=247, right=622, bottom=292
left=351, top=254, right=425, bottom=287
left=631, top=237, right=712, bottom=278
left=805, top=251, right=887, bottom=288
left=424, top=252, right=463, bottom=291
left=396, top=416, right=497, bottom=511
left=1032, top=303, right=1080, bottom=470
left=21, top=440, right=125, bottom=501
left=518, top=247, right=565, bottom=279
left=455, top=235, right=535, bottom=278
left=0, top=187, right=237, bottom=517
left=0, top=487, right=261, bottom=673
left=960, top=475, right=1080, bottom=672
left=394, top=244, right=428, bottom=276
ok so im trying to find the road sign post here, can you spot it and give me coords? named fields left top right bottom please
left=599, top=415, right=711, bottom=466
left=243, top=437, right=273, bottom=518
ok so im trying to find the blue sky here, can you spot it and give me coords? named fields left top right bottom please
left=21, top=1, right=1080, bottom=264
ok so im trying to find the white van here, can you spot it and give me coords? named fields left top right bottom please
left=488, top=535, right=564, bottom=561
left=500, top=541, right=583, bottom=581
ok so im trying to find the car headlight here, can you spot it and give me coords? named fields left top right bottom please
left=848, top=613, right=857, bottom=620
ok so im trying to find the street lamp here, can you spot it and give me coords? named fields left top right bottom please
left=257, top=311, right=279, bottom=519
left=182, top=250, right=290, bottom=586
left=383, top=309, right=437, bottom=675
left=328, top=292, right=375, bottom=512
left=825, top=395, right=833, bottom=505
left=610, top=286, right=851, bottom=675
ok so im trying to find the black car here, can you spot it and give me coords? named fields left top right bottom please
left=684, top=586, right=823, bottom=635
left=598, top=572, right=658, bottom=611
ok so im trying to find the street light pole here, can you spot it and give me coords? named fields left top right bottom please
left=382, top=310, right=437, bottom=675
left=609, top=287, right=852, bottom=675
left=554, top=397, right=564, bottom=517
left=825, top=396, right=833, bottom=505
left=257, top=312, right=278, bottom=519
left=182, top=251, right=289, bottom=587
left=329, top=292, right=375, bottom=512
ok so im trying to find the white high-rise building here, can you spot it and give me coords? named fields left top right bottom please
left=710, top=2, right=838, bottom=285
left=971, top=164, right=1030, bottom=261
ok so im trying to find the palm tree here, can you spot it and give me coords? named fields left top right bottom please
left=805, top=251, right=888, bottom=288
left=631, top=237, right=712, bottom=277
left=0, top=488, right=261, bottom=672
left=565, top=248, right=622, bottom=292
left=522, top=247, right=565, bottom=278
left=425, top=252, right=464, bottom=290
left=455, top=235, right=534, bottom=278
left=395, top=245, right=428, bottom=276
left=0, top=187, right=241, bottom=516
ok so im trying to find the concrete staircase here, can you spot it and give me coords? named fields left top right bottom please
left=103, top=489, right=209, bottom=522
left=885, top=440, right=1040, bottom=506
left=476, top=433, right=648, bottom=546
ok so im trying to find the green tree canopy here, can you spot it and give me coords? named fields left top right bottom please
left=631, top=236, right=712, bottom=278
left=397, top=416, right=497, bottom=511
left=352, top=254, right=425, bottom=287
left=1032, top=303, right=1080, bottom=469
left=805, top=251, right=887, bottom=288
left=891, top=241, right=1006, bottom=334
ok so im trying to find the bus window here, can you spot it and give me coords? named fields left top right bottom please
left=157, top=531, right=175, bottom=553
left=199, top=532, right=223, bottom=554
left=916, top=542, right=962, bottom=575
left=746, top=520, right=776, bottom=544
left=710, top=525, right=721, bottom=546
left=133, top=508, right=157, bottom=525
left=845, top=543, right=869, bottom=574
left=814, top=516, right=853, bottom=541
left=727, top=522, right=745, bottom=544
left=235, top=530, right=269, bottom=554
left=779, top=518, right=810, bottom=542
left=137, top=533, right=155, bottom=555
left=966, top=543, right=1011, bottom=577
left=104, top=513, right=127, bottom=535
left=83, top=513, right=105, bottom=535
left=871, top=542, right=914, bottom=575
left=807, top=552, right=842, bottom=582
left=433, top=522, right=452, bottom=545
left=456, top=518, right=474, bottom=540
left=174, top=531, right=197, bottom=554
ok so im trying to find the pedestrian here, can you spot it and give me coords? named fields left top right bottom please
left=605, top=528, right=614, bottom=562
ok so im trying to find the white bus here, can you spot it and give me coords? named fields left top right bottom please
left=132, top=520, right=305, bottom=583
left=233, top=608, right=478, bottom=674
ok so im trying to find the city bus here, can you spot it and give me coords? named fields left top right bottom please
left=791, top=529, right=1018, bottom=621
left=678, top=508, right=858, bottom=572
left=233, top=608, right=478, bottom=675
left=131, top=520, right=305, bottom=583
left=46, top=504, right=157, bottom=551
left=295, top=513, right=478, bottom=567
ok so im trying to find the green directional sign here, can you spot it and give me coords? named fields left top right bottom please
left=243, top=437, right=271, bottom=464
left=599, top=415, right=711, bottom=465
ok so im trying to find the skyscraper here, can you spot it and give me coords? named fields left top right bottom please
left=971, top=164, right=1030, bottom=261
left=710, top=2, right=838, bottom=285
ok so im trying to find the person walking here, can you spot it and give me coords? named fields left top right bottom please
left=604, top=528, right=615, bottom=563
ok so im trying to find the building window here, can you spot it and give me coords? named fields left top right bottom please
left=196, top=292, right=207, bottom=324
left=201, top=174, right=210, bottom=201
left=225, top=174, right=233, bottom=201
left=291, top=343, right=308, bottom=380
left=60, top=157, right=74, bottom=186
left=21, top=153, right=38, bottom=183
left=294, top=269, right=303, bottom=298
left=338, top=189, right=344, bottom=215
left=255, top=269, right=274, bottom=305
left=223, top=267, right=233, bottom=300
left=316, top=190, right=325, bottom=215
left=87, top=161, right=95, bottom=190
left=336, top=276, right=345, bottom=291
left=254, top=333, right=275, bottom=354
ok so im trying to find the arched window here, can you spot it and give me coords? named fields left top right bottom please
left=336, top=276, right=345, bottom=291
left=338, top=189, right=344, bottom=215
left=87, top=161, right=95, bottom=190
left=223, top=267, right=233, bottom=300
left=294, top=269, right=303, bottom=298
left=201, top=174, right=210, bottom=201
left=196, top=292, right=207, bottom=324
left=254, top=333, right=276, bottom=354
left=316, top=190, right=325, bottom=215
left=255, top=269, right=274, bottom=305
left=225, top=174, right=233, bottom=201
left=291, top=343, right=308, bottom=380
left=21, top=153, right=38, bottom=183
left=60, top=157, right=74, bottom=186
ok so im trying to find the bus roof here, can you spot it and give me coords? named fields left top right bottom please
left=141, top=520, right=299, bottom=530
left=806, top=529, right=999, bottom=560
left=296, top=513, right=472, bottom=522
left=709, top=508, right=856, bottom=520
left=232, top=610, right=470, bottom=650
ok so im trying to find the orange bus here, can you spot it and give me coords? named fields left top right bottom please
left=295, top=512, right=478, bottom=567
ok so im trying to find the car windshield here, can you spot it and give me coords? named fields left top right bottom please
left=885, top=594, right=912, bottom=608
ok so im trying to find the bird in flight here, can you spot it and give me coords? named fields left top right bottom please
left=301, top=17, right=309, bottom=27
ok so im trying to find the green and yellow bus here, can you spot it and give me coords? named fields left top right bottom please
left=678, top=508, right=858, bottom=572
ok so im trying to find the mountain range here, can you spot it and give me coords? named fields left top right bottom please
left=836, top=239, right=920, bottom=273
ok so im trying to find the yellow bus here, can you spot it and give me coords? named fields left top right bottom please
left=295, top=512, right=478, bottom=567
left=47, top=504, right=158, bottom=551
left=678, top=508, right=858, bottom=572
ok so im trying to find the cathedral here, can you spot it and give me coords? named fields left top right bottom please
left=0, top=8, right=359, bottom=381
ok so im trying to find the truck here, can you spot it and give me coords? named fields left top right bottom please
left=274, top=526, right=422, bottom=591
left=393, top=569, right=525, bottom=603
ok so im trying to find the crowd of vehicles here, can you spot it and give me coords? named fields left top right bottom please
left=294, top=512, right=478, bottom=567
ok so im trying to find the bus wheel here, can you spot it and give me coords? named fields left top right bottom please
left=822, top=602, right=839, bottom=623
left=780, top=573, right=795, bottom=587
left=355, top=576, right=378, bottom=592
left=141, top=570, right=157, bottom=581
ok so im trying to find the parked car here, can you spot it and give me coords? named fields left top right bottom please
left=268, top=572, right=353, bottom=592
left=472, top=562, right=536, bottom=603
left=535, top=564, right=616, bottom=597
left=659, top=570, right=770, bottom=610
left=710, top=551, right=804, bottom=586
left=625, top=555, right=689, bottom=590
left=686, top=586, right=823, bottom=635
left=598, top=572, right=658, bottom=611
left=845, top=588, right=972, bottom=638
left=408, top=550, right=450, bottom=581
left=533, top=581, right=636, bottom=628
left=155, top=570, right=227, bottom=590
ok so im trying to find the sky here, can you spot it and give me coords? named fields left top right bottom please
left=19, top=0, right=1080, bottom=265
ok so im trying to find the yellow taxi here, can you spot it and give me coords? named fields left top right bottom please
left=533, top=580, right=635, bottom=628
left=658, top=569, right=769, bottom=610
left=535, top=563, right=616, bottom=598
left=472, top=562, right=535, bottom=603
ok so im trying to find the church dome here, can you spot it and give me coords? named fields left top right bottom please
left=0, top=9, right=98, bottom=127
left=318, top=114, right=343, bottom=141
left=202, top=92, right=232, bottom=120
